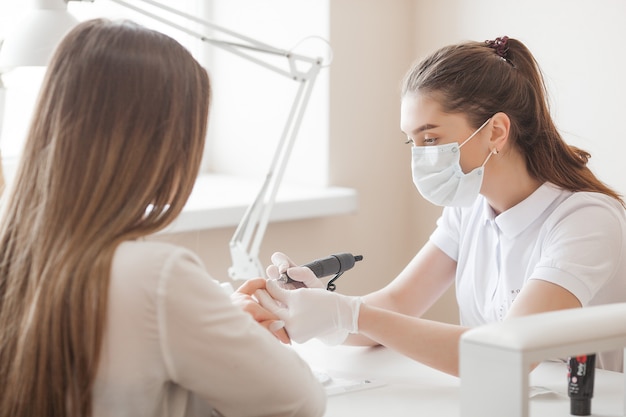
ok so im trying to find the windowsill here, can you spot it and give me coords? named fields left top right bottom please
left=1, top=158, right=357, bottom=235
left=160, top=174, right=359, bottom=234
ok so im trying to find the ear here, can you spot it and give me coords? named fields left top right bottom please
left=489, top=112, right=510, bottom=153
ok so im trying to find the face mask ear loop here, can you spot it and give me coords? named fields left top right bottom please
left=480, top=148, right=497, bottom=167
left=459, top=117, right=492, bottom=148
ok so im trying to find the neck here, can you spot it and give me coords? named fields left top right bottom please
left=481, top=149, right=542, bottom=215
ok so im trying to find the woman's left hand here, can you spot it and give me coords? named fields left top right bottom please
left=256, top=279, right=362, bottom=345
left=231, top=278, right=291, bottom=344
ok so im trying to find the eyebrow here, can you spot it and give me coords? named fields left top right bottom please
left=403, top=123, right=439, bottom=136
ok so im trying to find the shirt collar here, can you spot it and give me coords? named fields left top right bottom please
left=481, top=182, right=565, bottom=238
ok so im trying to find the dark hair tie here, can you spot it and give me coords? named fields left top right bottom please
left=485, top=36, right=511, bottom=62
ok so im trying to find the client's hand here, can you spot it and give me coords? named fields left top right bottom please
left=255, top=279, right=362, bottom=345
left=266, top=252, right=324, bottom=289
left=231, top=278, right=290, bottom=344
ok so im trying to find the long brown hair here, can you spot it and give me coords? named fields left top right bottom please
left=402, top=37, right=623, bottom=205
left=0, top=19, right=210, bottom=416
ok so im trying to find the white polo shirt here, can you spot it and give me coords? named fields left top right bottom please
left=430, top=182, right=626, bottom=371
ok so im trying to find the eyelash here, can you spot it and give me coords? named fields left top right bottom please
left=404, top=136, right=438, bottom=145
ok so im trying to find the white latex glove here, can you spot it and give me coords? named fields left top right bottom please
left=257, top=279, right=362, bottom=345
left=266, top=252, right=324, bottom=289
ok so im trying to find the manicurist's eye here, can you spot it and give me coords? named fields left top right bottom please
left=404, top=137, right=415, bottom=145
left=423, top=137, right=438, bottom=145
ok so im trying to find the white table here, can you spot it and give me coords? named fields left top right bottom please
left=293, top=340, right=624, bottom=417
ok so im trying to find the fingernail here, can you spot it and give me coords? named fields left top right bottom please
left=269, top=320, right=285, bottom=332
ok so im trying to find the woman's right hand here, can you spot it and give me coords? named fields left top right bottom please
left=266, top=252, right=325, bottom=289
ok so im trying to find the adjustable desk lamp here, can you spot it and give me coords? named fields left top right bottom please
left=0, top=0, right=328, bottom=281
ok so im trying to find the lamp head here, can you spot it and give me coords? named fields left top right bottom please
left=0, top=0, right=80, bottom=70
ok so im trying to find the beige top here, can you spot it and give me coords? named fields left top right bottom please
left=93, top=240, right=325, bottom=417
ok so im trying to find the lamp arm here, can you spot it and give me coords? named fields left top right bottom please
left=105, top=0, right=321, bottom=81
left=228, top=70, right=320, bottom=280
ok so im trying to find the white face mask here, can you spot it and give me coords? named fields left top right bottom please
left=411, top=118, right=494, bottom=207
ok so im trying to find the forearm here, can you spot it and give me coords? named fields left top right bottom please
left=343, top=279, right=453, bottom=348
left=356, top=303, right=469, bottom=376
